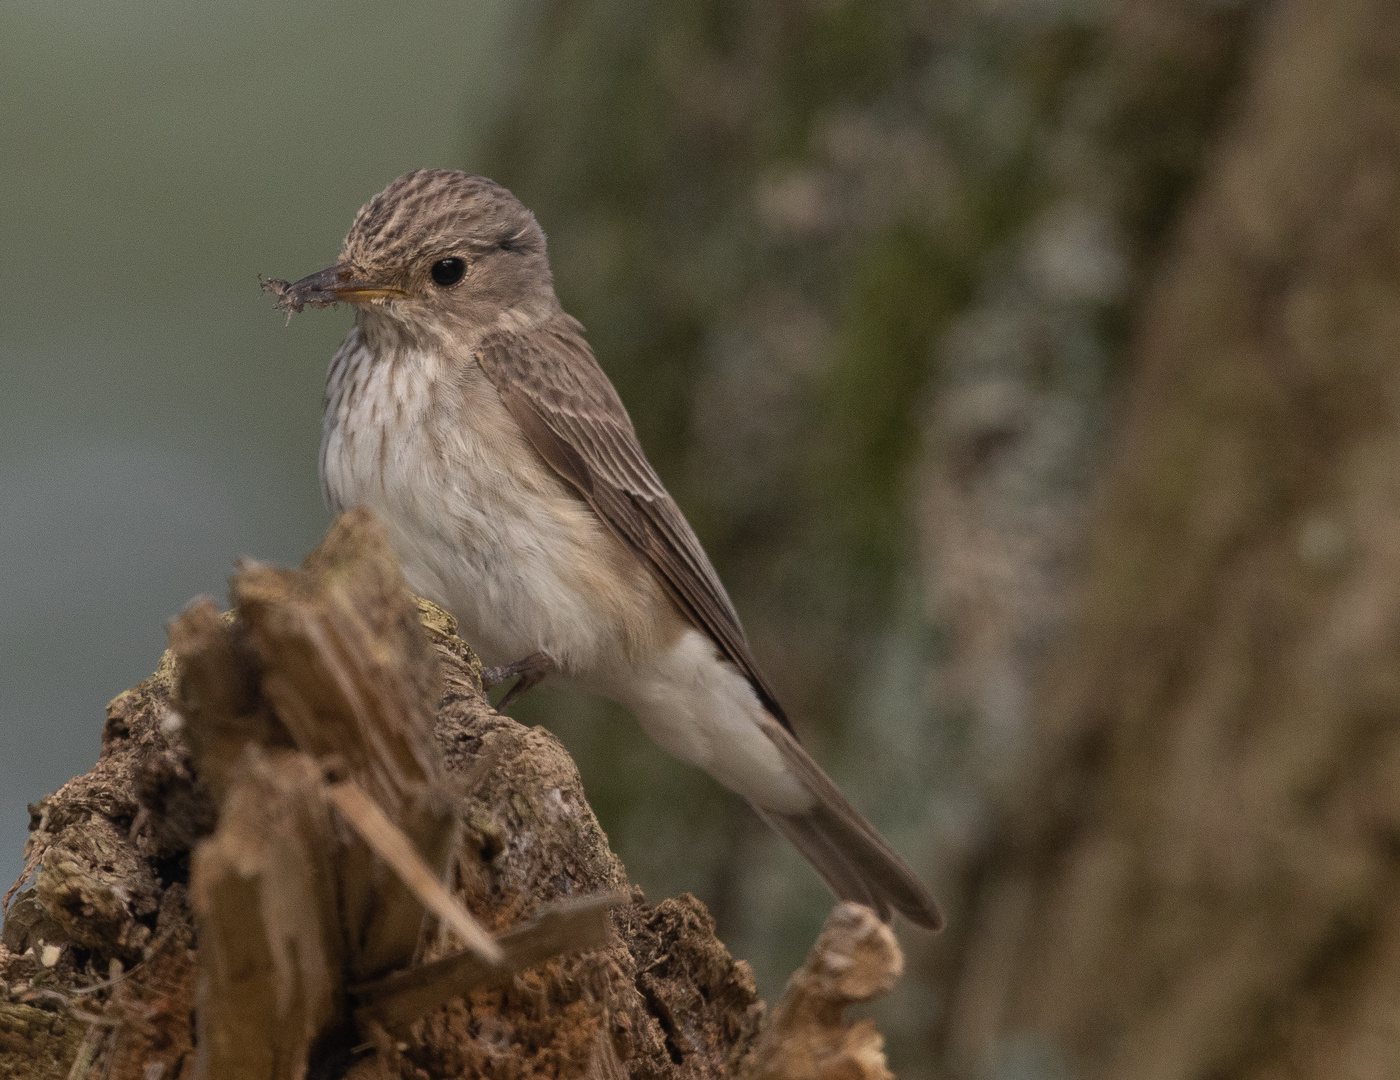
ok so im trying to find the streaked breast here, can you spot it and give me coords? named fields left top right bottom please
left=319, top=327, right=675, bottom=677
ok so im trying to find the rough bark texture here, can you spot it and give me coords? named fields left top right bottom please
left=931, top=0, right=1400, bottom=1076
left=1, top=510, right=908, bottom=1079
left=0, top=518, right=766, bottom=1079
left=482, top=12, right=1258, bottom=1057
left=738, top=903, right=902, bottom=1080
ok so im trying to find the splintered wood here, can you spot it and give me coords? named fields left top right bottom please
left=169, top=508, right=620, bottom=1080
left=737, top=903, right=903, bottom=1080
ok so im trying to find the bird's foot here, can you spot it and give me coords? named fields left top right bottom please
left=481, top=651, right=554, bottom=714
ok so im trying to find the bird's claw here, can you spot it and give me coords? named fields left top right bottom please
left=482, top=651, right=554, bottom=713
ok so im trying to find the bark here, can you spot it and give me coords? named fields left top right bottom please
left=738, top=903, right=902, bottom=1080
left=483, top=8, right=1259, bottom=1042
left=1, top=510, right=904, bottom=1079
left=931, top=0, right=1400, bottom=1076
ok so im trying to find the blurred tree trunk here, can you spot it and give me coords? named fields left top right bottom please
left=485, top=6, right=1255, bottom=1030
left=931, top=0, right=1400, bottom=1076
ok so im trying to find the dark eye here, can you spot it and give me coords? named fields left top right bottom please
left=430, top=257, right=466, bottom=287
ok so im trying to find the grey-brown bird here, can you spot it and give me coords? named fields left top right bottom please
left=267, top=169, right=942, bottom=929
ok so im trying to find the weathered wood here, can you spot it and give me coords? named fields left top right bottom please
left=226, top=514, right=458, bottom=984
left=353, top=891, right=625, bottom=1034
left=325, top=779, right=500, bottom=967
left=175, top=507, right=622, bottom=1078
left=189, top=748, right=342, bottom=1080
left=167, top=598, right=284, bottom=806
left=4, top=506, right=901, bottom=1079
left=736, top=902, right=903, bottom=1080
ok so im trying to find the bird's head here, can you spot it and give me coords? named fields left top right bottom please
left=266, top=170, right=557, bottom=341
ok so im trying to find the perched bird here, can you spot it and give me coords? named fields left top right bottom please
left=266, top=169, right=942, bottom=929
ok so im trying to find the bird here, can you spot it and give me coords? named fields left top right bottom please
left=264, top=169, right=942, bottom=929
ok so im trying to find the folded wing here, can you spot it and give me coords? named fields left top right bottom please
left=473, top=316, right=790, bottom=729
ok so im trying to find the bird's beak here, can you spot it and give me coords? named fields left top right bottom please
left=262, top=264, right=407, bottom=316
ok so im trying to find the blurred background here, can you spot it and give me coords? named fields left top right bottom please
left=8, top=0, right=1400, bottom=1076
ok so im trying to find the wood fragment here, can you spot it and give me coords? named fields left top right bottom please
left=167, top=599, right=285, bottom=804
left=175, top=511, right=471, bottom=1075
left=64, top=1023, right=105, bottom=1080
left=736, top=902, right=902, bottom=1080
left=352, top=891, right=626, bottom=1034
left=4, top=507, right=773, bottom=1079
left=190, top=748, right=342, bottom=1080
left=167, top=509, right=644, bottom=1077
left=325, top=779, right=502, bottom=967
left=203, top=510, right=460, bottom=983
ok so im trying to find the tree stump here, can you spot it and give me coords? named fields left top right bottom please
left=1, top=509, right=903, bottom=1080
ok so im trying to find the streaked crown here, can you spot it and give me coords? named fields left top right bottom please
left=337, top=170, right=557, bottom=330
left=341, top=171, right=538, bottom=266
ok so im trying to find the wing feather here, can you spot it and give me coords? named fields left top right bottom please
left=475, top=317, right=790, bottom=728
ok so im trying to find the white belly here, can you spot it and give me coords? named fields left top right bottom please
left=620, top=628, right=811, bottom=812
left=319, top=328, right=666, bottom=675
left=318, top=325, right=809, bottom=816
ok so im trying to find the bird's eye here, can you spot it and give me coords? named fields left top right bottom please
left=430, top=257, right=467, bottom=287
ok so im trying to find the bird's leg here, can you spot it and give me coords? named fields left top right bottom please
left=481, top=651, right=555, bottom=713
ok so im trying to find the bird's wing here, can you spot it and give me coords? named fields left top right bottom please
left=474, top=315, right=790, bottom=729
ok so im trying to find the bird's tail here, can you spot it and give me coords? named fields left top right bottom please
left=756, top=716, right=944, bottom=930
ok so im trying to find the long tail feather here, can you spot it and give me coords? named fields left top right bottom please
left=756, top=716, right=944, bottom=930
